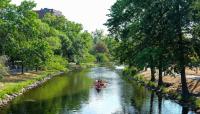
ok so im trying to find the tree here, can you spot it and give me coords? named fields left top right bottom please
left=27, top=41, right=53, bottom=72
left=0, top=0, right=97, bottom=76
left=0, top=55, right=8, bottom=78
left=46, top=36, right=61, bottom=52
left=106, top=0, right=200, bottom=101
left=42, top=13, right=91, bottom=63
left=92, top=29, right=104, bottom=44
left=167, top=0, right=200, bottom=100
left=0, top=4, right=18, bottom=55
left=94, top=41, right=108, bottom=53
left=102, top=36, right=118, bottom=57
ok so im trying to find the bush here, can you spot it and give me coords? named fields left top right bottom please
left=96, top=53, right=109, bottom=63
left=46, top=55, right=68, bottom=71
left=81, top=53, right=96, bottom=63
left=123, top=66, right=138, bottom=76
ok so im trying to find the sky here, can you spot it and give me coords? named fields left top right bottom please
left=11, top=0, right=116, bottom=33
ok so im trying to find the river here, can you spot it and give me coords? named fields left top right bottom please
left=0, top=67, right=195, bottom=114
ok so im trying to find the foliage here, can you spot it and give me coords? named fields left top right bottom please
left=0, top=0, right=99, bottom=75
left=106, top=0, right=200, bottom=100
left=81, top=53, right=96, bottom=63
left=0, top=56, right=8, bottom=78
left=92, top=29, right=104, bottom=44
left=123, top=66, right=138, bottom=76
left=46, top=55, right=68, bottom=71
left=91, top=29, right=117, bottom=63
left=42, top=14, right=94, bottom=64
left=96, top=53, right=109, bottom=63
left=94, top=41, right=108, bottom=53
left=46, top=36, right=61, bottom=51
left=0, top=0, right=10, bottom=8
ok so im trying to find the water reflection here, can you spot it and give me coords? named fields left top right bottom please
left=150, top=92, right=155, bottom=114
left=0, top=67, right=196, bottom=114
left=118, top=70, right=195, bottom=114
left=0, top=70, right=92, bottom=114
left=157, top=93, right=162, bottom=114
left=182, top=107, right=189, bottom=114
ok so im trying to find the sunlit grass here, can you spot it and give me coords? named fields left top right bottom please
left=0, top=70, right=59, bottom=100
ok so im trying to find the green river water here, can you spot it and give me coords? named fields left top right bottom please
left=0, top=67, right=196, bottom=114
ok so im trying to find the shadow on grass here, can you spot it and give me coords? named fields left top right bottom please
left=0, top=72, right=40, bottom=83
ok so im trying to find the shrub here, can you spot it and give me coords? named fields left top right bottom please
left=123, top=66, right=138, bottom=76
left=96, top=53, right=109, bottom=63
left=46, top=55, right=68, bottom=71
left=81, top=53, right=96, bottom=63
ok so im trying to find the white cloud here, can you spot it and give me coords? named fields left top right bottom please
left=11, top=0, right=116, bottom=32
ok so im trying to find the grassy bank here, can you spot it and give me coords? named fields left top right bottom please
left=0, top=62, right=97, bottom=101
left=0, top=70, right=62, bottom=100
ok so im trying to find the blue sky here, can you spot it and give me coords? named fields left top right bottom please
left=11, top=0, right=116, bottom=33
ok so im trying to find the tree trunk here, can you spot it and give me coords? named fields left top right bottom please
left=196, top=67, right=198, bottom=75
left=150, top=55, right=155, bottom=82
left=158, top=0, right=164, bottom=87
left=180, top=66, right=189, bottom=100
left=11, top=58, right=15, bottom=66
left=150, top=66, right=155, bottom=82
left=176, top=0, right=190, bottom=101
left=21, top=63, right=24, bottom=74
left=145, top=67, right=147, bottom=71
left=158, top=58, right=163, bottom=86
left=178, top=23, right=190, bottom=101
left=158, top=67, right=163, bottom=86
left=36, top=66, right=38, bottom=72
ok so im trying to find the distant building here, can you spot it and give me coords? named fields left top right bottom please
left=36, top=8, right=63, bottom=18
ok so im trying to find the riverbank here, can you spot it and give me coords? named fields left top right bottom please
left=0, top=62, right=97, bottom=108
left=124, top=70, right=200, bottom=113
left=0, top=70, right=64, bottom=107
left=140, top=71, right=200, bottom=96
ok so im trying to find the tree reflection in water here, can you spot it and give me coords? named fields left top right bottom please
left=120, top=77, right=194, bottom=114
left=0, top=70, right=92, bottom=114
left=182, top=107, right=189, bottom=114
left=157, top=93, right=163, bottom=114
left=150, top=91, right=155, bottom=114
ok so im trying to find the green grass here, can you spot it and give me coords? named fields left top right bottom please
left=0, top=70, right=59, bottom=100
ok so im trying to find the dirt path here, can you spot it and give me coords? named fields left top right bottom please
left=140, top=70, right=200, bottom=96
